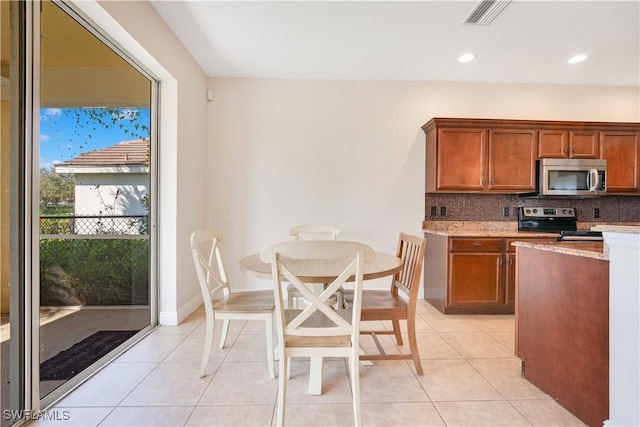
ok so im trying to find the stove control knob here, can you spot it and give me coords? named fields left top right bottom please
left=525, top=209, right=532, bottom=215
left=532, top=209, right=538, bottom=214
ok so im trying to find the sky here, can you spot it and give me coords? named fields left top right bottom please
left=40, top=107, right=151, bottom=169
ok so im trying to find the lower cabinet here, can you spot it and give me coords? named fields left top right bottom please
left=449, top=238, right=505, bottom=308
left=424, top=233, right=548, bottom=314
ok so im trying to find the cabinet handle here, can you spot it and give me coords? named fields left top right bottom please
left=474, top=243, right=483, bottom=247
left=490, top=179, right=495, bottom=185
left=509, top=258, right=513, bottom=265
left=498, top=257, right=503, bottom=266
left=563, top=148, right=568, bottom=154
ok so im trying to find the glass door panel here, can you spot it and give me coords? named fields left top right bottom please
left=38, top=0, right=155, bottom=401
left=2, top=2, right=26, bottom=425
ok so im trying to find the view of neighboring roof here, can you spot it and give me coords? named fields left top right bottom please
left=55, top=139, right=149, bottom=167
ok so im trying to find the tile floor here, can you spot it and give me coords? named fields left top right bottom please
left=34, top=300, right=587, bottom=426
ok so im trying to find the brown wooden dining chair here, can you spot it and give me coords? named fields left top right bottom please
left=343, top=232, right=426, bottom=375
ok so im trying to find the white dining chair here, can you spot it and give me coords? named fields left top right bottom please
left=287, top=224, right=342, bottom=308
left=261, top=240, right=375, bottom=427
left=190, top=229, right=275, bottom=379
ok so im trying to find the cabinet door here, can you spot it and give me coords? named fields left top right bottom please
left=569, top=131, right=599, bottom=158
left=449, top=252, right=504, bottom=306
left=436, top=128, right=485, bottom=191
left=505, top=253, right=516, bottom=306
left=600, top=131, right=640, bottom=193
left=487, top=129, right=537, bottom=192
left=538, top=130, right=568, bottom=158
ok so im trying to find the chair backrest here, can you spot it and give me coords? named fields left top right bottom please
left=289, top=224, right=341, bottom=240
left=190, top=230, right=230, bottom=312
left=260, top=240, right=375, bottom=343
left=392, top=233, right=427, bottom=307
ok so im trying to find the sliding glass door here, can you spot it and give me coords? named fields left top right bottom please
left=2, top=0, right=158, bottom=422
left=38, top=0, right=157, bottom=405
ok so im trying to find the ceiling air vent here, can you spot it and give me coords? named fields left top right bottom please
left=464, top=0, right=512, bottom=25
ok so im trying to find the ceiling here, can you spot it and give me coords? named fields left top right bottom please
left=149, top=0, right=640, bottom=87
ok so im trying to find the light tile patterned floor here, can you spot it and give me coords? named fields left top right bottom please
left=35, top=300, right=587, bottom=426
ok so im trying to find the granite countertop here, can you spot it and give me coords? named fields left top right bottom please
left=425, top=229, right=557, bottom=238
left=423, top=221, right=638, bottom=239
left=422, top=221, right=556, bottom=237
left=592, top=225, right=640, bottom=234
left=511, top=240, right=607, bottom=260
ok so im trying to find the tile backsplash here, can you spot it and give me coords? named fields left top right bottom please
left=425, top=193, right=640, bottom=223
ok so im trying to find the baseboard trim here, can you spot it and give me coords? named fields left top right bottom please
left=159, top=293, right=203, bottom=325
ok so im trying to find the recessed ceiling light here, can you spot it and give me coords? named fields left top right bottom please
left=458, top=53, right=476, bottom=63
left=568, top=54, right=588, bottom=64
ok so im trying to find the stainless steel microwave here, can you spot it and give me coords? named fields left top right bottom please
left=538, top=158, right=607, bottom=196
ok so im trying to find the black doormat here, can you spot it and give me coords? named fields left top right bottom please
left=40, top=330, right=137, bottom=381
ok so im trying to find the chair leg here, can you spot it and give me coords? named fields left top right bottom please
left=265, top=315, right=275, bottom=379
left=407, top=317, right=424, bottom=375
left=392, top=320, right=403, bottom=346
left=350, top=354, right=362, bottom=427
left=199, top=316, right=214, bottom=378
left=276, top=351, right=288, bottom=427
left=219, top=319, right=230, bottom=348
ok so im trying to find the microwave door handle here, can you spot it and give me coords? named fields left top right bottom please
left=588, top=169, right=599, bottom=192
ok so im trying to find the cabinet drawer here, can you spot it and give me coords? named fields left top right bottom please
left=450, top=238, right=503, bottom=252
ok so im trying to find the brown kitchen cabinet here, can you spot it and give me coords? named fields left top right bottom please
left=449, top=238, right=505, bottom=308
left=600, top=131, right=640, bottom=194
left=424, top=119, right=536, bottom=194
left=431, top=127, right=485, bottom=191
left=538, top=129, right=599, bottom=159
left=505, top=238, right=528, bottom=305
left=487, top=129, right=537, bottom=191
left=424, top=118, right=640, bottom=195
left=424, top=233, right=553, bottom=314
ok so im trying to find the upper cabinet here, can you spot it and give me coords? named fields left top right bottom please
left=425, top=119, right=536, bottom=194
left=538, top=130, right=599, bottom=159
left=487, top=129, right=537, bottom=192
left=423, top=118, right=640, bottom=195
left=600, top=131, right=640, bottom=193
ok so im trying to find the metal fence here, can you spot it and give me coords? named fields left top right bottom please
left=39, top=215, right=150, bottom=306
left=40, top=214, right=148, bottom=236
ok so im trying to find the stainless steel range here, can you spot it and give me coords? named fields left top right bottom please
left=517, top=206, right=578, bottom=233
left=517, top=206, right=604, bottom=241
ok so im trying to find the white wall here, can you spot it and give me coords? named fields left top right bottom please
left=207, top=78, right=640, bottom=293
left=74, top=173, right=148, bottom=215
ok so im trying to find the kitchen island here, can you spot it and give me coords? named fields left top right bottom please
left=514, top=239, right=609, bottom=427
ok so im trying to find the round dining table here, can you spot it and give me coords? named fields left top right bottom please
left=239, top=251, right=403, bottom=283
left=239, top=250, right=403, bottom=395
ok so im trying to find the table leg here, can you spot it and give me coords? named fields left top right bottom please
left=309, top=356, right=323, bottom=395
